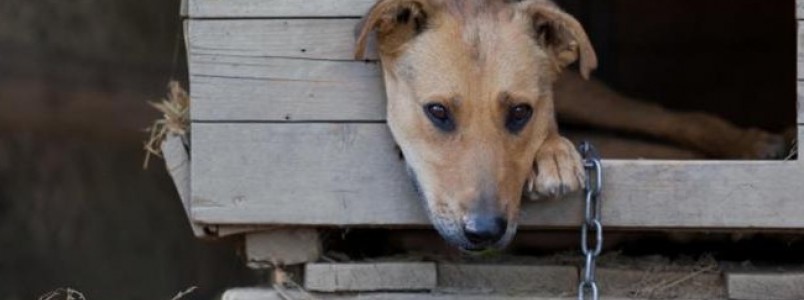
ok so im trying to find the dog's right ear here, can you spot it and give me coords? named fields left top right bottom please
left=354, top=0, right=435, bottom=60
left=519, top=0, right=597, bottom=79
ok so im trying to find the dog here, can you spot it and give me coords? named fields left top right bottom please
left=354, top=0, right=789, bottom=251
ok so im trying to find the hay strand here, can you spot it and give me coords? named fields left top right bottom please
left=38, top=288, right=86, bottom=300
left=143, top=81, right=190, bottom=169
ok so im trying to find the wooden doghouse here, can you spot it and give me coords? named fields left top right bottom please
left=178, top=0, right=804, bottom=263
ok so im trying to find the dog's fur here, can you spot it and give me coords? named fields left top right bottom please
left=355, top=0, right=788, bottom=251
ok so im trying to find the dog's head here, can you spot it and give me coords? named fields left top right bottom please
left=356, top=0, right=596, bottom=251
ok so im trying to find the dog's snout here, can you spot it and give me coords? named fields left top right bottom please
left=462, top=214, right=507, bottom=246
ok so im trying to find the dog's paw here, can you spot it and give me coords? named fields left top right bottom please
left=524, top=136, right=585, bottom=201
left=730, top=128, right=788, bottom=159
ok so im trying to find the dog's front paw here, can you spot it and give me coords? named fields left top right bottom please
left=730, top=128, right=788, bottom=159
left=524, top=136, right=585, bottom=201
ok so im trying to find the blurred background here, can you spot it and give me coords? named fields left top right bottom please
left=0, top=0, right=258, bottom=299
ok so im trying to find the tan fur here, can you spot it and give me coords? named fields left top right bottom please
left=355, top=0, right=787, bottom=249
left=356, top=0, right=595, bottom=249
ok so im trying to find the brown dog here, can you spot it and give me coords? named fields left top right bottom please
left=355, top=0, right=787, bottom=251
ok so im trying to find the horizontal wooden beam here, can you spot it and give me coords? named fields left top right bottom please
left=189, top=55, right=384, bottom=122
left=191, top=123, right=804, bottom=229
left=222, top=288, right=649, bottom=300
left=187, top=0, right=374, bottom=18
left=187, top=19, right=371, bottom=61
left=189, top=19, right=802, bottom=124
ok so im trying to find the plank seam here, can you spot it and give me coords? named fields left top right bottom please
left=191, top=120, right=386, bottom=124
left=190, top=53, right=375, bottom=63
left=187, top=16, right=363, bottom=21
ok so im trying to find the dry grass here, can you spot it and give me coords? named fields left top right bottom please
left=170, top=286, right=197, bottom=300
left=273, top=267, right=318, bottom=300
left=785, top=137, right=798, bottom=161
left=143, top=81, right=190, bottom=169
left=38, top=288, right=86, bottom=300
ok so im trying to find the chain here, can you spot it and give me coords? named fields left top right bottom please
left=578, top=142, right=603, bottom=300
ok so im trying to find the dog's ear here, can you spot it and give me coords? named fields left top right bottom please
left=354, top=0, right=435, bottom=60
left=520, top=1, right=597, bottom=79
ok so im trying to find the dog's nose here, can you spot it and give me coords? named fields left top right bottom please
left=463, top=215, right=507, bottom=245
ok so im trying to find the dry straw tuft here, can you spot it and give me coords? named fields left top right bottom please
left=170, top=286, right=198, bottom=300
left=38, top=288, right=86, bottom=300
left=143, top=81, right=190, bottom=169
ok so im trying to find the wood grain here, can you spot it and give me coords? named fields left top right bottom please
left=191, top=123, right=804, bottom=228
left=189, top=54, right=384, bottom=122
left=799, top=21, right=804, bottom=80
left=305, top=263, right=437, bottom=292
left=727, top=272, right=804, bottom=300
left=187, top=19, right=372, bottom=61
left=190, top=19, right=802, bottom=124
left=187, top=0, right=374, bottom=18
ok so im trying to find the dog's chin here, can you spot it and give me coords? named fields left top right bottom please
left=428, top=213, right=518, bottom=252
left=405, top=165, right=518, bottom=252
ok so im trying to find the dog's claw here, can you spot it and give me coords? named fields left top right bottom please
left=524, top=136, right=585, bottom=201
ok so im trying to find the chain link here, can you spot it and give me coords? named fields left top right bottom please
left=578, top=142, right=603, bottom=300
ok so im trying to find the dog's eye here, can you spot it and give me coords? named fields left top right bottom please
left=423, top=103, right=455, bottom=132
left=506, top=104, right=533, bottom=133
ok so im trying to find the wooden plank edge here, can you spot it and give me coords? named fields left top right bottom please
left=727, top=271, right=804, bottom=300
left=186, top=0, right=373, bottom=19
left=221, top=288, right=672, bottom=300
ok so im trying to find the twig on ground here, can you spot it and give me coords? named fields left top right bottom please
left=170, top=286, right=197, bottom=300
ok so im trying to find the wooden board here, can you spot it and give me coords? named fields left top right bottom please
left=191, top=123, right=804, bottom=228
left=437, top=264, right=577, bottom=294
left=304, top=263, right=437, bottom=292
left=187, top=19, right=372, bottom=61
left=186, top=2, right=803, bottom=230
left=189, top=55, right=384, bottom=122
left=189, top=19, right=803, bottom=124
left=187, top=0, right=374, bottom=18
left=727, top=272, right=804, bottom=300
left=798, top=0, right=804, bottom=20
left=799, top=81, right=803, bottom=124
left=221, top=289, right=652, bottom=300
left=798, top=21, right=804, bottom=80
left=187, top=0, right=804, bottom=19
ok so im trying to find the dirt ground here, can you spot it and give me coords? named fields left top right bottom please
left=0, top=0, right=259, bottom=298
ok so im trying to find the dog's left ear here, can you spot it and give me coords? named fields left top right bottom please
left=354, top=0, right=435, bottom=60
left=520, top=1, right=598, bottom=79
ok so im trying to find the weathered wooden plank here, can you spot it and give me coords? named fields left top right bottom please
left=221, top=288, right=658, bottom=300
left=187, top=19, right=384, bottom=121
left=245, top=229, right=321, bottom=268
left=799, top=21, right=804, bottom=80
left=180, top=0, right=188, bottom=18
left=191, top=123, right=804, bottom=228
left=188, top=19, right=371, bottom=61
left=189, top=0, right=804, bottom=20
left=190, top=123, right=430, bottom=225
left=305, top=263, right=437, bottom=292
left=598, top=268, right=724, bottom=299
left=162, top=133, right=208, bottom=237
left=798, top=81, right=803, bottom=124
left=189, top=55, right=384, bottom=121
left=187, top=0, right=374, bottom=18
left=727, top=272, right=804, bottom=300
left=437, top=264, right=576, bottom=294
left=189, top=19, right=802, bottom=122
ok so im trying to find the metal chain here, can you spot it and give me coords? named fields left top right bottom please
left=578, top=142, right=603, bottom=300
